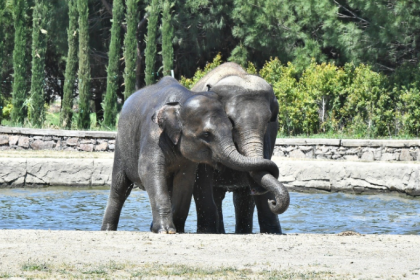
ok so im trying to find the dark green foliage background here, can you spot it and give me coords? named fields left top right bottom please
left=1, top=0, right=420, bottom=136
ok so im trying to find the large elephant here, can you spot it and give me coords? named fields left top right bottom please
left=192, top=62, right=290, bottom=234
left=101, top=77, right=280, bottom=234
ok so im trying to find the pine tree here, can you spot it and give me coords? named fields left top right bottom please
left=123, top=0, right=139, bottom=99
left=61, top=0, right=78, bottom=129
left=103, top=0, right=124, bottom=128
left=29, top=0, right=50, bottom=127
left=77, top=0, right=91, bottom=129
left=161, top=0, right=173, bottom=76
left=144, top=0, right=159, bottom=85
left=11, top=0, right=30, bottom=124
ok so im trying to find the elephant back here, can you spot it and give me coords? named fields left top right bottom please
left=192, top=62, right=247, bottom=92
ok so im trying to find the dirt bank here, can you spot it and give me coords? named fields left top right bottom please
left=0, top=230, right=419, bottom=279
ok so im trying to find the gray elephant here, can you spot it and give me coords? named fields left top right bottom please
left=101, top=77, right=280, bottom=233
left=192, top=62, right=290, bottom=234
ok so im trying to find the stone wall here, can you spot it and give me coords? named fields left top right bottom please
left=0, top=127, right=115, bottom=152
left=274, top=139, right=420, bottom=162
left=0, top=158, right=112, bottom=187
left=1, top=157, right=419, bottom=196
left=2, top=127, right=420, bottom=162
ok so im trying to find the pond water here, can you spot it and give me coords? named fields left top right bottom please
left=0, top=187, right=419, bottom=234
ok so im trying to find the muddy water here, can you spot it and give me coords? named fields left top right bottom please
left=0, top=187, right=419, bottom=234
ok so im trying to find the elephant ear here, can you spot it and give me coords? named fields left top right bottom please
left=152, top=102, right=182, bottom=145
left=269, top=93, right=279, bottom=122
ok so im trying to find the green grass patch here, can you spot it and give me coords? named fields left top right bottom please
left=1, top=262, right=348, bottom=279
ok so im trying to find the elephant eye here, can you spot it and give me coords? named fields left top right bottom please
left=201, top=131, right=211, bottom=140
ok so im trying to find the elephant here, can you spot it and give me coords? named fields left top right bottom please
left=191, top=62, right=290, bottom=234
left=101, top=77, right=280, bottom=234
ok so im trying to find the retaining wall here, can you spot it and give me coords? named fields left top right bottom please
left=1, top=127, right=420, bottom=162
left=1, top=157, right=419, bottom=196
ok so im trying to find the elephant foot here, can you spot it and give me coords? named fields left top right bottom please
left=150, top=219, right=176, bottom=234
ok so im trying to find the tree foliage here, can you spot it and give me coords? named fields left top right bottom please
left=144, top=0, right=159, bottom=85
left=76, top=0, right=91, bottom=129
left=161, top=0, right=173, bottom=76
left=61, top=0, right=78, bottom=129
left=29, top=0, right=50, bottom=127
left=103, top=0, right=124, bottom=128
left=123, top=0, right=139, bottom=99
left=11, top=0, right=30, bottom=124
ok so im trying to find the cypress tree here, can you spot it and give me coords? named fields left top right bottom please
left=11, top=0, right=29, bottom=124
left=144, top=0, right=159, bottom=85
left=161, top=0, right=173, bottom=76
left=61, top=0, right=78, bottom=129
left=0, top=2, right=5, bottom=124
left=103, top=0, right=124, bottom=128
left=77, top=0, right=91, bottom=129
left=123, top=0, right=139, bottom=99
left=29, top=0, right=49, bottom=127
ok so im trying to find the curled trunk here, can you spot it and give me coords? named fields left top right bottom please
left=240, top=133, right=290, bottom=214
left=215, top=139, right=279, bottom=179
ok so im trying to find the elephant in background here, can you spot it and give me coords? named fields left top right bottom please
left=192, top=62, right=290, bottom=234
left=101, top=77, right=280, bottom=234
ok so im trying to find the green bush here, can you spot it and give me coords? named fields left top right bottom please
left=180, top=55, right=420, bottom=138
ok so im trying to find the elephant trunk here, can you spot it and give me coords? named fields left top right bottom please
left=215, top=138, right=279, bottom=178
left=239, top=131, right=290, bottom=215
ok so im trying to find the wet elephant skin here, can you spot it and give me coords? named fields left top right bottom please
left=192, top=62, right=290, bottom=234
left=101, top=77, right=280, bottom=234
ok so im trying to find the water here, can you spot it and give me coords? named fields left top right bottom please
left=0, top=187, right=419, bottom=234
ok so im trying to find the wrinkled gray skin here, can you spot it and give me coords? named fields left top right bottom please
left=101, top=77, right=280, bottom=233
left=192, top=62, right=290, bottom=234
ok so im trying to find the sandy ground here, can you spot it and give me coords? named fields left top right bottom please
left=0, top=230, right=419, bottom=279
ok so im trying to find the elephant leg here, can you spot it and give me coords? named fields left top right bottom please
left=233, top=187, right=255, bottom=234
left=101, top=165, right=133, bottom=231
left=141, top=163, right=176, bottom=234
left=171, top=164, right=197, bottom=233
left=193, top=164, right=219, bottom=233
left=254, top=192, right=282, bottom=234
left=213, top=186, right=226, bottom=234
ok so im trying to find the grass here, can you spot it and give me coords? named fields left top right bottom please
left=0, top=262, right=345, bottom=279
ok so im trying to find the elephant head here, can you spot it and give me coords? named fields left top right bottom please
left=153, top=94, right=280, bottom=177
left=193, top=69, right=290, bottom=215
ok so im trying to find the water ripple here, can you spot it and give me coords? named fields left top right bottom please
left=0, top=187, right=419, bottom=234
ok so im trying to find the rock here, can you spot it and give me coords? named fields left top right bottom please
left=399, top=149, right=413, bottom=161
left=95, top=142, right=108, bottom=151
left=299, top=146, right=313, bottom=152
left=66, top=137, right=79, bottom=146
left=108, top=140, right=115, bottom=145
left=26, top=158, right=94, bottom=186
left=80, top=139, right=93, bottom=144
left=381, top=153, right=395, bottom=161
left=273, top=150, right=285, bottom=157
left=289, top=149, right=305, bottom=159
left=0, top=158, right=26, bottom=186
left=79, top=144, right=94, bottom=152
left=0, top=135, right=9, bottom=145
left=344, top=155, right=359, bottom=161
left=361, top=152, right=374, bottom=161
left=55, top=139, right=62, bottom=150
left=43, top=136, right=52, bottom=141
left=108, top=144, right=115, bottom=150
left=305, top=149, right=314, bottom=159
left=30, top=140, right=56, bottom=150
left=374, top=148, right=382, bottom=160
left=33, top=136, right=43, bottom=140
left=18, top=137, right=30, bottom=148
left=346, top=148, right=360, bottom=155
left=9, top=136, right=19, bottom=146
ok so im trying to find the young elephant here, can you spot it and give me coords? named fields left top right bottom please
left=101, top=77, right=279, bottom=234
